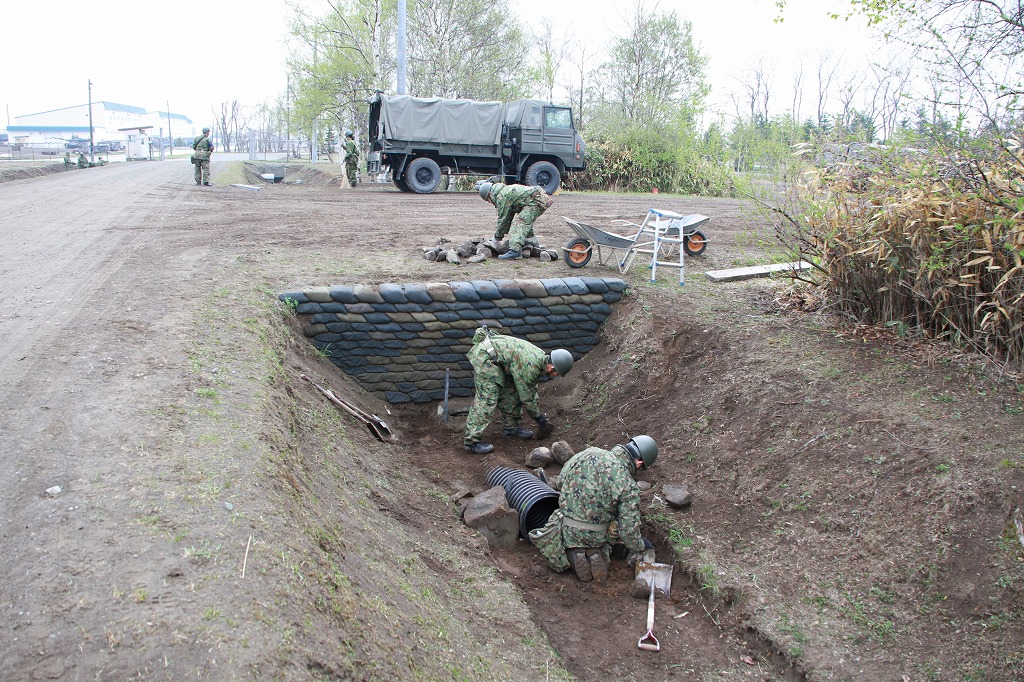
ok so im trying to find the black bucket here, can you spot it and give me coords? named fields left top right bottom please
left=486, top=466, right=560, bottom=539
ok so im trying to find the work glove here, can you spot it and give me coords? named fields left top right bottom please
left=642, top=537, right=655, bottom=551
left=534, top=412, right=553, bottom=440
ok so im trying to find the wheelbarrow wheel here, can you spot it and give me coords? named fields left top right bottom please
left=563, top=238, right=592, bottom=268
left=683, top=230, right=708, bottom=257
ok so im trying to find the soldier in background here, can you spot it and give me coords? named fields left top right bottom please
left=64, top=152, right=75, bottom=169
left=534, top=436, right=658, bottom=582
left=192, top=127, right=214, bottom=186
left=343, top=130, right=359, bottom=188
left=477, top=181, right=554, bottom=260
left=463, top=327, right=573, bottom=454
left=77, top=152, right=90, bottom=169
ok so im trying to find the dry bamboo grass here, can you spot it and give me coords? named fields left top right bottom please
left=790, top=141, right=1024, bottom=368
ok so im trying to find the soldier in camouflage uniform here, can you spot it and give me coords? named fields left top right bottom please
left=463, top=327, right=574, bottom=454
left=343, top=130, right=359, bottom=188
left=478, top=181, right=554, bottom=260
left=192, top=127, right=214, bottom=186
left=549, top=435, right=658, bottom=582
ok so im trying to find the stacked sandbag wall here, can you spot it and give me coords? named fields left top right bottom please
left=279, top=277, right=626, bottom=404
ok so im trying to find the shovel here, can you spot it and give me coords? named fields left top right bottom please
left=635, top=557, right=673, bottom=652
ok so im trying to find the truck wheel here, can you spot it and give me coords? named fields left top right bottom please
left=683, top=230, right=708, bottom=256
left=405, top=157, right=442, bottom=193
left=393, top=173, right=411, bottom=192
left=563, top=238, right=592, bottom=268
left=526, top=161, right=560, bottom=194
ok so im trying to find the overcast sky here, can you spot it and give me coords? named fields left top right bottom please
left=1, top=0, right=880, bottom=128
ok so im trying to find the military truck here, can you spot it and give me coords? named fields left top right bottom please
left=366, top=93, right=585, bottom=194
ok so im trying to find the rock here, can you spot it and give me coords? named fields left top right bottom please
left=45, top=485, right=62, bottom=497
left=224, top=501, right=234, bottom=511
left=637, top=481, right=652, bottom=492
left=445, top=249, right=461, bottom=264
left=539, top=250, right=552, bottom=262
left=525, top=447, right=554, bottom=468
left=450, top=487, right=473, bottom=503
left=663, top=484, right=692, bottom=508
left=546, top=249, right=560, bottom=260
left=463, top=485, right=520, bottom=550
left=424, top=248, right=438, bottom=262
left=456, top=240, right=476, bottom=258
left=521, top=247, right=533, bottom=258
left=631, top=578, right=652, bottom=599
left=475, top=243, right=493, bottom=257
left=467, top=254, right=487, bottom=263
left=550, top=440, right=575, bottom=464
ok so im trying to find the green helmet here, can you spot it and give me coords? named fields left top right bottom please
left=344, top=130, right=354, bottom=138
left=478, top=181, right=494, bottom=201
left=202, top=127, right=210, bottom=133
left=624, top=435, right=658, bottom=469
left=550, top=349, right=573, bottom=376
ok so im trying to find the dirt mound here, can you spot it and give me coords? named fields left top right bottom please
left=0, top=161, right=69, bottom=184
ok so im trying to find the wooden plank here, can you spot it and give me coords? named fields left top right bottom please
left=705, top=260, right=813, bottom=283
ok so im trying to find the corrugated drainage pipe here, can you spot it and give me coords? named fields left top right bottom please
left=486, top=466, right=560, bottom=539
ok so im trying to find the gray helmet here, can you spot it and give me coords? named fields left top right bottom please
left=344, top=130, right=354, bottom=138
left=202, top=127, right=210, bottom=133
left=478, top=181, right=494, bottom=201
left=550, top=349, right=573, bottom=376
left=624, top=435, right=658, bottom=469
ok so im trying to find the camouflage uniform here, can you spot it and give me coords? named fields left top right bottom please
left=77, top=153, right=89, bottom=169
left=489, top=183, right=553, bottom=250
left=192, top=132, right=214, bottom=185
left=557, top=445, right=644, bottom=562
left=464, top=328, right=548, bottom=447
left=64, top=153, right=75, bottom=169
left=344, top=137, right=359, bottom=187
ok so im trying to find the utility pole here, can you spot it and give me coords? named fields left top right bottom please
left=166, top=100, right=173, bottom=155
left=88, top=79, right=95, bottom=163
left=397, top=0, right=407, bottom=95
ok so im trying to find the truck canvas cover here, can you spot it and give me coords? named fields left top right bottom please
left=378, top=95, right=504, bottom=146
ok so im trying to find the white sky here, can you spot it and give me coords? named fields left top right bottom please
left=0, top=0, right=881, bottom=129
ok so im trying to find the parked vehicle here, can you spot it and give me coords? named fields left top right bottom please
left=366, top=93, right=585, bottom=194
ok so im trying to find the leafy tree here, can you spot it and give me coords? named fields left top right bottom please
left=406, top=0, right=530, bottom=100
left=597, top=2, right=708, bottom=130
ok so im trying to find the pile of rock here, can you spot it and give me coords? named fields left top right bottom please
left=423, top=237, right=560, bottom=264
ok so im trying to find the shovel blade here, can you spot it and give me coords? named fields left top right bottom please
left=635, top=561, right=673, bottom=598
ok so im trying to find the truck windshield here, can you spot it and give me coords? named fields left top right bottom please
left=544, top=108, right=572, bottom=129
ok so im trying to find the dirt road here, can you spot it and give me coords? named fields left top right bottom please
left=1, top=160, right=227, bottom=677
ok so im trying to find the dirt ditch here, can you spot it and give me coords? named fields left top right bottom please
left=2, top=167, right=1022, bottom=680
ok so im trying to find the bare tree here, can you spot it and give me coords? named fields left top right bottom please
left=791, top=56, right=805, bottom=121
left=815, top=51, right=841, bottom=124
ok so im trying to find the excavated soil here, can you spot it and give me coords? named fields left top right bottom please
left=1, top=158, right=1022, bottom=681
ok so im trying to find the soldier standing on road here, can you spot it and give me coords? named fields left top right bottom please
left=532, top=436, right=658, bottom=582
left=463, top=327, right=573, bottom=454
left=343, top=130, right=359, bottom=188
left=192, top=127, right=214, bottom=186
left=478, top=181, right=554, bottom=260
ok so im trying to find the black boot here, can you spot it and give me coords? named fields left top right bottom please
left=498, top=249, right=521, bottom=260
left=464, top=442, right=494, bottom=454
left=502, top=427, right=534, bottom=439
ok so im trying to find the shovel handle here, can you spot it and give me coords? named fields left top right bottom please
left=637, top=583, right=660, bottom=651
